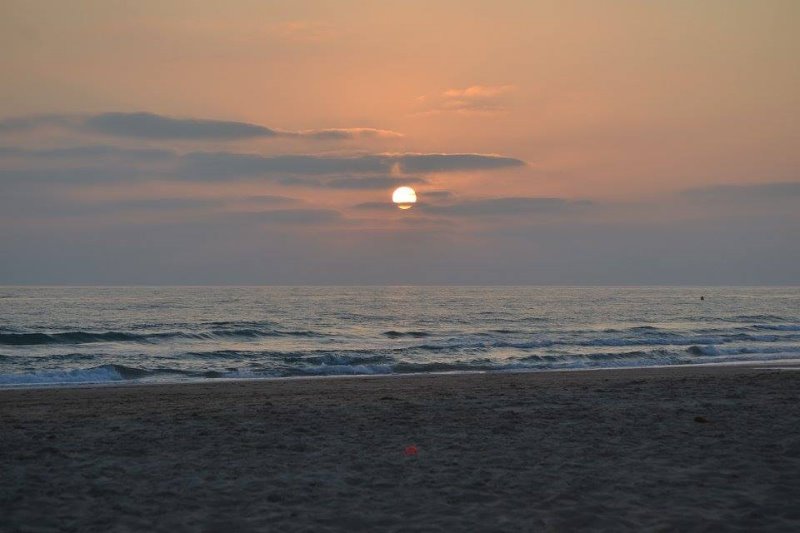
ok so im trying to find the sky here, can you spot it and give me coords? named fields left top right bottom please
left=1, top=0, right=798, bottom=285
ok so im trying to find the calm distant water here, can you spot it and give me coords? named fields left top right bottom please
left=1, top=287, right=799, bottom=387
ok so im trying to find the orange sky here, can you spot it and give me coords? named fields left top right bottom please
left=1, top=1, right=798, bottom=283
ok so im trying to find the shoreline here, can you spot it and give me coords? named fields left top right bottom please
left=2, top=358, right=800, bottom=392
left=3, top=363, right=800, bottom=530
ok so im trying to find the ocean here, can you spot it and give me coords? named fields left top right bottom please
left=1, top=286, right=798, bottom=387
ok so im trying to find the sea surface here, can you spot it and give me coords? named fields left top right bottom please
left=1, top=286, right=799, bottom=387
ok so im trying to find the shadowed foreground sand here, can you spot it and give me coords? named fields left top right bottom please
left=2, top=366, right=800, bottom=531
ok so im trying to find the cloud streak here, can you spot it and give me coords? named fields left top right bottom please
left=0, top=145, right=524, bottom=185
left=296, top=128, right=404, bottom=140
left=397, top=153, right=524, bottom=173
left=354, top=197, right=589, bottom=217
left=0, top=145, right=175, bottom=160
left=325, top=176, right=427, bottom=190
left=84, top=112, right=278, bottom=140
left=0, top=112, right=404, bottom=142
left=682, top=181, right=800, bottom=201
left=422, top=197, right=587, bottom=216
left=419, top=84, right=517, bottom=115
left=178, top=151, right=523, bottom=179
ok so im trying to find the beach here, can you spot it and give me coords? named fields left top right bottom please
left=2, top=365, right=799, bottom=531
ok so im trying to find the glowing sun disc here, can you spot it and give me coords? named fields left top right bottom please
left=392, top=186, right=417, bottom=209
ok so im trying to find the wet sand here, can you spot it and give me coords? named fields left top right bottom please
left=2, top=365, right=800, bottom=531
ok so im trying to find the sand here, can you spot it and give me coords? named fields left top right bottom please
left=2, top=365, right=800, bottom=532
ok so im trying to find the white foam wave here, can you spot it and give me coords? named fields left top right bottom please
left=0, top=366, right=126, bottom=386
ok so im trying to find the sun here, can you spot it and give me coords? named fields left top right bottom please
left=392, top=186, right=417, bottom=210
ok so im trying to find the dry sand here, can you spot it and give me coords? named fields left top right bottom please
left=2, top=365, right=800, bottom=532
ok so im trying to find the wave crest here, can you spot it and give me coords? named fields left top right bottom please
left=0, top=328, right=321, bottom=346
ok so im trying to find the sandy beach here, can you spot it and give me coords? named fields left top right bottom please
left=2, top=365, right=800, bottom=531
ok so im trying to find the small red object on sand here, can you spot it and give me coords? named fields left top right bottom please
left=404, top=445, right=418, bottom=456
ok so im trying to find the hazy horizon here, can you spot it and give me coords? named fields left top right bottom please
left=3, top=283, right=799, bottom=288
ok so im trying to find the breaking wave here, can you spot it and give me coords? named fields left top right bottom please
left=0, top=328, right=321, bottom=346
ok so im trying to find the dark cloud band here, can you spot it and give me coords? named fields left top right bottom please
left=325, top=176, right=428, bottom=190
left=84, top=113, right=278, bottom=140
left=354, top=197, right=588, bottom=217
left=0, top=112, right=404, bottom=142
left=179, top=152, right=524, bottom=178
